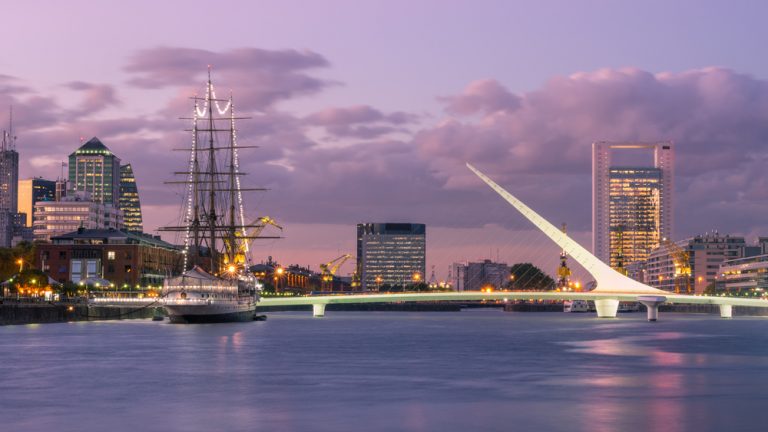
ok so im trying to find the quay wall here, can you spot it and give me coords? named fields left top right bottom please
left=0, top=303, right=157, bottom=325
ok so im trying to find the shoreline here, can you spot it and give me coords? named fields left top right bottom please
left=3, top=300, right=768, bottom=326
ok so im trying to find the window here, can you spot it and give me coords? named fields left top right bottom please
left=86, top=260, right=98, bottom=276
left=107, top=251, right=116, bottom=260
left=125, top=265, right=132, bottom=273
left=59, top=251, right=67, bottom=259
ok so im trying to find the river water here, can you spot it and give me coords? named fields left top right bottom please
left=2, top=310, right=768, bottom=432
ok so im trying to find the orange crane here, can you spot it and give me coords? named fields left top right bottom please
left=320, top=254, right=352, bottom=291
left=556, top=223, right=572, bottom=290
left=662, top=239, right=692, bottom=293
left=223, top=216, right=283, bottom=270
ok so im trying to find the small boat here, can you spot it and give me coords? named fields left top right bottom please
left=564, top=300, right=589, bottom=312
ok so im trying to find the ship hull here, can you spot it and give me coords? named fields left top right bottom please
left=167, top=309, right=256, bottom=324
left=164, top=301, right=258, bottom=324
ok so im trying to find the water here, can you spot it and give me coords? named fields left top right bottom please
left=2, top=310, right=768, bottom=432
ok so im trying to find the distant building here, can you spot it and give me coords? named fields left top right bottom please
left=0, top=129, right=20, bottom=247
left=718, top=242, right=768, bottom=294
left=453, top=260, right=510, bottom=291
left=119, top=164, right=143, bottom=233
left=646, top=233, right=747, bottom=294
left=68, top=137, right=121, bottom=205
left=17, top=178, right=56, bottom=227
left=592, top=142, right=673, bottom=270
left=36, top=228, right=182, bottom=286
left=451, top=262, right=467, bottom=291
left=33, top=192, right=123, bottom=242
left=356, top=223, right=426, bottom=290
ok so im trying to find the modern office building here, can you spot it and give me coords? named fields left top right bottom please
left=0, top=129, right=19, bottom=247
left=18, top=178, right=56, bottom=227
left=718, top=242, right=768, bottom=295
left=357, top=223, right=426, bottom=290
left=68, top=137, right=121, bottom=205
left=452, top=259, right=510, bottom=292
left=592, top=141, right=673, bottom=270
left=36, top=228, right=182, bottom=286
left=119, top=164, right=143, bottom=233
left=33, top=192, right=124, bottom=242
left=646, top=233, right=747, bottom=294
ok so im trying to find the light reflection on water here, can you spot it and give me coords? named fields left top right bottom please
left=1, top=311, right=768, bottom=432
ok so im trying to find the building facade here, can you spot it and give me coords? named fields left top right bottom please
left=453, top=260, right=510, bottom=292
left=646, top=233, right=746, bottom=294
left=33, top=192, right=123, bottom=242
left=718, top=253, right=768, bottom=295
left=18, top=178, right=56, bottom=227
left=0, top=130, right=19, bottom=247
left=592, top=142, right=673, bottom=270
left=68, top=137, right=121, bottom=205
left=36, top=228, right=182, bottom=287
left=119, top=164, right=143, bottom=233
left=357, top=223, right=426, bottom=290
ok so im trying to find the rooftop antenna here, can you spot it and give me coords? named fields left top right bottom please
left=8, top=105, right=15, bottom=150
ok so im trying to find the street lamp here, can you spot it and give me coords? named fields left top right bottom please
left=16, top=259, right=23, bottom=273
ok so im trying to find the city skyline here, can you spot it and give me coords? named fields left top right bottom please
left=3, top=1, right=768, bottom=279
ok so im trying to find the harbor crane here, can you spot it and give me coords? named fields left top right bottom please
left=223, top=216, right=283, bottom=269
left=662, top=239, right=692, bottom=294
left=320, top=254, right=353, bottom=291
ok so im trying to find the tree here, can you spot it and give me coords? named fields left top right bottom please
left=0, top=242, right=35, bottom=282
left=507, top=263, right=555, bottom=291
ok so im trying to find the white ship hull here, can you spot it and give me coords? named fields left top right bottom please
left=162, top=266, right=260, bottom=324
left=164, top=299, right=258, bottom=323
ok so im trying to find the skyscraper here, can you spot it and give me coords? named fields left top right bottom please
left=592, top=142, right=673, bottom=270
left=17, top=178, right=56, bottom=227
left=356, top=223, right=426, bottom=290
left=68, top=137, right=121, bottom=205
left=119, top=164, right=143, bottom=233
left=0, top=129, right=19, bottom=247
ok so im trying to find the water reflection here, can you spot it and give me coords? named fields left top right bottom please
left=2, top=313, right=768, bottom=432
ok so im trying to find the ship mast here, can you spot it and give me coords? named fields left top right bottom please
left=161, top=70, right=279, bottom=276
left=206, top=69, right=218, bottom=273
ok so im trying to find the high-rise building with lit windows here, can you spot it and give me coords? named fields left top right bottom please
left=356, top=223, right=426, bottom=290
left=119, top=164, right=143, bottom=233
left=18, top=178, right=56, bottom=227
left=592, top=142, right=673, bottom=270
left=68, top=137, right=121, bottom=205
left=1, top=129, right=19, bottom=247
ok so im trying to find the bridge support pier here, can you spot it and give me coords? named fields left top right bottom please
left=637, top=296, right=667, bottom=322
left=594, top=299, right=619, bottom=318
left=719, top=304, right=733, bottom=319
left=313, top=303, right=326, bottom=317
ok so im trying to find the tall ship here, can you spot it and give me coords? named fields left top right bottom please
left=161, top=71, right=274, bottom=323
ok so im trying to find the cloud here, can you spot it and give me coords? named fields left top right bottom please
left=124, top=47, right=333, bottom=110
left=304, top=105, right=419, bottom=139
left=11, top=45, right=768, bottom=250
left=65, top=81, right=120, bottom=115
left=415, top=67, right=768, bottom=237
left=439, top=79, right=521, bottom=116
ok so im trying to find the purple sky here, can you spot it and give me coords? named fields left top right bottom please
left=3, top=0, right=768, bottom=281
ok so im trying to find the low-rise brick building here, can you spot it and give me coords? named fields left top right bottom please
left=36, top=228, right=183, bottom=287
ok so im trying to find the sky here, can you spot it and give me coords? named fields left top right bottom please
left=3, top=0, right=768, bottom=281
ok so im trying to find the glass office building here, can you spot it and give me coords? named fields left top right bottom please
left=119, top=164, right=143, bottom=233
left=357, top=223, right=426, bottom=290
left=593, top=142, right=673, bottom=270
left=68, top=137, right=121, bottom=205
